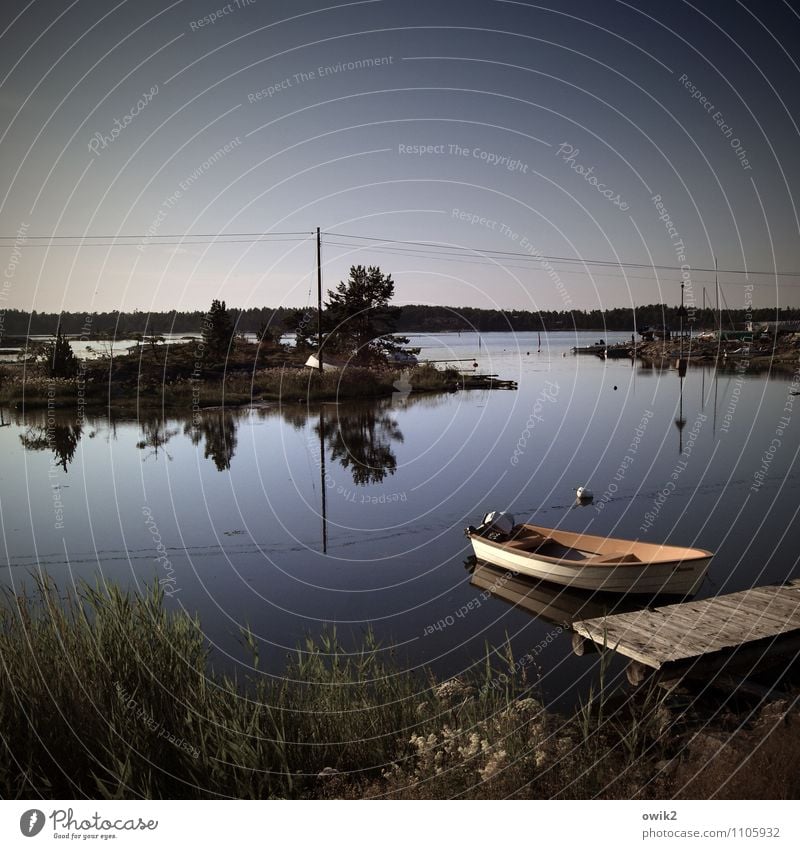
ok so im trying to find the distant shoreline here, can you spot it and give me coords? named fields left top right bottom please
left=1, top=301, right=794, bottom=340
left=0, top=340, right=468, bottom=411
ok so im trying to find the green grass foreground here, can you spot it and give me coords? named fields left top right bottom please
left=0, top=580, right=797, bottom=799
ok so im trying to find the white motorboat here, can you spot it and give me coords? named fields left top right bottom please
left=465, top=512, right=712, bottom=595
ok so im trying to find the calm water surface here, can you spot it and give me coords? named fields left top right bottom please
left=2, top=331, right=798, bottom=707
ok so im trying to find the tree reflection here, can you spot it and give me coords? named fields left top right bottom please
left=136, top=415, right=179, bottom=461
left=184, top=412, right=238, bottom=471
left=20, top=423, right=83, bottom=472
left=316, top=402, right=403, bottom=485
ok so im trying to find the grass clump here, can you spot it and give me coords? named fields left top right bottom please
left=1, top=578, right=794, bottom=799
left=0, top=579, right=524, bottom=799
left=0, top=345, right=463, bottom=411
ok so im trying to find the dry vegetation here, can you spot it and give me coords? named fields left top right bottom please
left=0, top=342, right=461, bottom=411
left=1, top=579, right=795, bottom=799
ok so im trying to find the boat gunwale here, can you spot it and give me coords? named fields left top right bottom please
left=468, top=524, right=712, bottom=568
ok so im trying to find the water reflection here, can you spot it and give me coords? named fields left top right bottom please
left=11, top=400, right=405, bottom=486
left=136, top=414, right=179, bottom=461
left=676, top=369, right=687, bottom=454
left=315, top=401, right=403, bottom=485
left=466, top=558, right=681, bottom=628
left=19, top=422, right=83, bottom=472
left=186, top=411, right=238, bottom=471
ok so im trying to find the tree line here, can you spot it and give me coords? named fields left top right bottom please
left=0, top=307, right=299, bottom=338
left=1, top=300, right=793, bottom=340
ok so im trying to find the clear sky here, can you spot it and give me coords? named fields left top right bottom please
left=1, top=0, right=800, bottom=315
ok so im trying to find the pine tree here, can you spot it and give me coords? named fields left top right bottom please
left=40, top=324, right=79, bottom=378
left=201, top=299, right=235, bottom=362
left=323, top=266, right=407, bottom=364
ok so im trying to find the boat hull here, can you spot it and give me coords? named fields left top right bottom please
left=468, top=535, right=710, bottom=595
left=304, top=354, right=343, bottom=371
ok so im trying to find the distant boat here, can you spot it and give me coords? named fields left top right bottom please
left=572, top=343, right=607, bottom=354
left=464, top=512, right=712, bottom=595
left=304, top=354, right=346, bottom=371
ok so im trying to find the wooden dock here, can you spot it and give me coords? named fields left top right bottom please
left=573, top=580, right=800, bottom=686
left=460, top=373, right=518, bottom=390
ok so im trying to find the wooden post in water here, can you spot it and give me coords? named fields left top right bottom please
left=571, top=633, right=598, bottom=656
left=626, top=660, right=651, bottom=687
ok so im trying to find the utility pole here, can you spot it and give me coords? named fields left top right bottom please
left=316, top=226, right=323, bottom=372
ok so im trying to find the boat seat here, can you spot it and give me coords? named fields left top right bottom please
left=506, top=532, right=549, bottom=550
left=505, top=538, right=537, bottom=550
left=592, top=552, right=641, bottom=564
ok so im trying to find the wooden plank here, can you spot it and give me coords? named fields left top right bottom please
left=576, top=612, right=676, bottom=646
left=604, top=616, right=702, bottom=658
left=697, top=599, right=798, bottom=635
left=738, top=589, right=800, bottom=615
left=743, top=583, right=799, bottom=596
left=644, top=607, right=733, bottom=634
left=705, top=594, right=800, bottom=625
left=631, top=611, right=779, bottom=654
left=734, top=586, right=800, bottom=608
left=573, top=582, right=800, bottom=671
left=635, top=610, right=737, bottom=649
left=649, top=597, right=792, bottom=636
left=573, top=620, right=678, bottom=667
left=739, top=585, right=800, bottom=603
left=580, top=610, right=715, bottom=658
left=658, top=605, right=785, bottom=640
left=573, top=623, right=665, bottom=668
left=704, top=608, right=800, bottom=639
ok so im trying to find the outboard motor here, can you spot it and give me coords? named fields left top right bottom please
left=467, top=510, right=515, bottom=539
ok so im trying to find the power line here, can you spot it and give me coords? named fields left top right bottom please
left=327, top=230, right=800, bottom=279
left=0, top=235, right=313, bottom=248
left=0, top=230, right=312, bottom=240
left=325, top=239, right=800, bottom=288
left=3, top=225, right=798, bottom=287
left=324, top=240, right=735, bottom=286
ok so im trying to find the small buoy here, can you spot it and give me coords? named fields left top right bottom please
left=526, top=351, right=530, bottom=355
left=576, top=486, right=593, bottom=503
left=613, top=385, right=617, bottom=390
left=473, top=361, right=478, bottom=368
